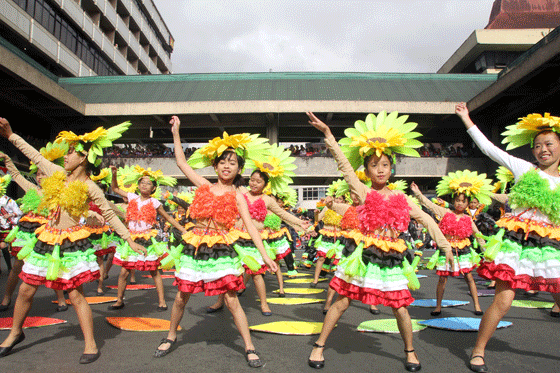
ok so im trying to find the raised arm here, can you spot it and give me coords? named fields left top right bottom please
left=170, top=115, right=209, bottom=188
left=156, top=205, right=187, bottom=235
left=306, top=112, right=368, bottom=203
left=0, top=118, right=61, bottom=177
left=0, top=151, right=37, bottom=192
left=109, top=165, right=128, bottom=199
left=410, top=181, right=449, bottom=218
left=455, top=103, right=532, bottom=179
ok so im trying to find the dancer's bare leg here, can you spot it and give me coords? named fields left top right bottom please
left=110, top=267, right=129, bottom=307
left=465, top=272, right=482, bottom=313
left=309, top=295, right=352, bottom=362
left=150, top=269, right=166, bottom=308
left=469, top=280, right=515, bottom=367
left=68, top=286, right=97, bottom=355
left=0, top=258, right=23, bottom=307
left=393, top=306, right=420, bottom=365
left=253, top=274, right=271, bottom=313
left=433, top=275, right=447, bottom=313
left=157, top=291, right=191, bottom=353
left=223, top=290, right=259, bottom=361
left=0, top=282, right=37, bottom=347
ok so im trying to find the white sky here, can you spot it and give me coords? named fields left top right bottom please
left=154, top=0, right=496, bottom=74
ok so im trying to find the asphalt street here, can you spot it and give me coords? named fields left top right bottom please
left=0, top=252, right=558, bottom=373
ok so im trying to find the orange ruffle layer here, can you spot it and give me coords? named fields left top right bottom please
left=35, top=224, right=91, bottom=245
left=342, top=229, right=408, bottom=253
left=497, top=217, right=560, bottom=240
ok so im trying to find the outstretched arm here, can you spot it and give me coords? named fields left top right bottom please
left=0, top=151, right=37, bottom=192
left=156, top=205, right=187, bottom=234
left=170, top=115, right=209, bottom=188
left=306, top=112, right=368, bottom=203
left=109, top=165, right=128, bottom=199
left=410, top=181, right=449, bottom=217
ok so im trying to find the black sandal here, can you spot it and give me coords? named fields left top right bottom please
left=404, top=349, right=421, bottom=372
left=308, top=342, right=325, bottom=369
left=469, top=355, right=488, bottom=373
left=245, top=349, right=263, bottom=368
left=153, top=338, right=176, bottom=358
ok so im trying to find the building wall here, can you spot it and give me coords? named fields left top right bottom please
left=0, top=0, right=173, bottom=76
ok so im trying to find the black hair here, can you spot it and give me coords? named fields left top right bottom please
left=212, top=149, right=245, bottom=188
left=250, top=169, right=270, bottom=185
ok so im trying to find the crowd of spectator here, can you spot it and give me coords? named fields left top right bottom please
left=104, top=144, right=200, bottom=158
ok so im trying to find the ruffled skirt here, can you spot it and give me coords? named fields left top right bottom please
left=173, top=228, right=245, bottom=295
left=330, top=229, right=415, bottom=308
left=85, top=225, right=118, bottom=257
left=434, top=238, right=478, bottom=276
left=477, top=217, right=560, bottom=292
left=18, top=224, right=99, bottom=290
left=112, top=230, right=166, bottom=271
left=10, top=213, right=47, bottom=257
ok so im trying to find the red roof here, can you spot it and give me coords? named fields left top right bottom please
left=486, top=0, right=560, bottom=29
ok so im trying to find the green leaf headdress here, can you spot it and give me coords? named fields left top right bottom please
left=90, top=168, right=112, bottom=187
left=338, top=111, right=423, bottom=170
left=187, top=132, right=270, bottom=169
left=493, top=166, right=514, bottom=193
left=122, top=166, right=177, bottom=190
left=246, top=143, right=297, bottom=196
left=55, top=121, right=132, bottom=167
left=502, top=113, right=560, bottom=150
left=436, top=170, right=494, bottom=206
left=274, top=186, right=298, bottom=208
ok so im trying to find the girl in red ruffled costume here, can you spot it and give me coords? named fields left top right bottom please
left=411, top=182, right=485, bottom=316
left=306, top=112, right=453, bottom=372
left=207, top=169, right=309, bottom=314
left=153, top=116, right=278, bottom=369
left=108, top=165, right=186, bottom=311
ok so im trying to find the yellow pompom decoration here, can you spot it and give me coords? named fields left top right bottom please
left=39, top=171, right=90, bottom=218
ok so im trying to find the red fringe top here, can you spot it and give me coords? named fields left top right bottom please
left=439, top=212, right=472, bottom=239
left=244, top=195, right=267, bottom=222
left=340, top=206, right=360, bottom=230
left=189, top=184, right=238, bottom=229
left=356, top=191, right=411, bottom=233
left=126, top=197, right=157, bottom=227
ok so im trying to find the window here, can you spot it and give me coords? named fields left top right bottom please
left=301, top=187, right=327, bottom=201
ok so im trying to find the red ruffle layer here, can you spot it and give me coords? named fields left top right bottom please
left=477, top=262, right=560, bottom=293
left=10, top=246, right=21, bottom=257
left=20, top=270, right=100, bottom=290
left=275, top=248, right=291, bottom=261
left=243, top=264, right=267, bottom=275
left=173, top=274, right=245, bottom=296
left=94, top=246, right=117, bottom=257
left=330, top=276, right=414, bottom=308
left=112, top=256, right=162, bottom=271
left=436, top=265, right=476, bottom=277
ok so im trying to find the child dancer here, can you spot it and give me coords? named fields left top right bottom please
left=0, top=150, right=67, bottom=312
left=109, top=165, right=186, bottom=311
left=410, top=174, right=490, bottom=316
left=153, top=116, right=278, bottom=368
left=0, top=174, right=22, bottom=274
left=306, top=111, right=453, bottom=372
left=456, top=103, right=560, bottom=372
left=0, top=118, right=145, bottom=364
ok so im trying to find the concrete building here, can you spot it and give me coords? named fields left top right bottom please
left=0, top=0, right=559, bottom=209
left=0, top=0, right=174, bottom=77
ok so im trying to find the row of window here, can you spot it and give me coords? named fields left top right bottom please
left=301, top=187, right=327, bottom=201
left=14, top=0, right=120, bottom=76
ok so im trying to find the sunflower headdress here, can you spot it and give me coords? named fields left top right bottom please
left=187, top=132, right=270, bottom=169
left=247, top=143, right=297, bottom=195
left=122, top=166, right=177, bottom=190
left=493, top=166, right=514, bottom=193
left=164, top=190, right=195, bottom=211
left=0, top=174, right=11, bottom=196
left=115, top=165, right=138, bottom=194
left=326, top=179, right=346, bottom=198
left=388, top=179, right=408, bottom=193
left=30, top=141, right=69, bottom=173
left=436, top=170, right=494, bottom=206
left=90, top=168, right=112, bottom=188
left=55, top=121, right=131, bottom=167
left=501, top=113, right=560, bottom=150
left=339, top=111, right=423, bottom=170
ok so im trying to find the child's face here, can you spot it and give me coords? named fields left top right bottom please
left=532, top=132, right=560, bottom=169
left=249, top=173, right=266, bottom=194
left=138, top=176, right=155, bottom=196
left=454, top=194, right=468, bottom=213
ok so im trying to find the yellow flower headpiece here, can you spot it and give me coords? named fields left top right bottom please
left=30, top=141, right=69, bottom=173
left=115, top=165, right=138, bottom=194
left=502, top=113, right=560, bottom=150
left=187, top=131, right=270, bottom=169
left=247, top=143, right=297, bottom=195
left=55, top=121, right=131, bottom=167
left=493, top=166, right=514, bottom=193
left=326, top=179, right=346, bottom=197
left=0, top=174, right=11, bottom=196
left=90, top=168, right=112, bottom=187
left=436, top=169, right=494, bottom=206
left=339, top=111, right=423, bottom=170
left=122, top=166, right=177, bottom=189
left=388, top=179, right=408, bottom=192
